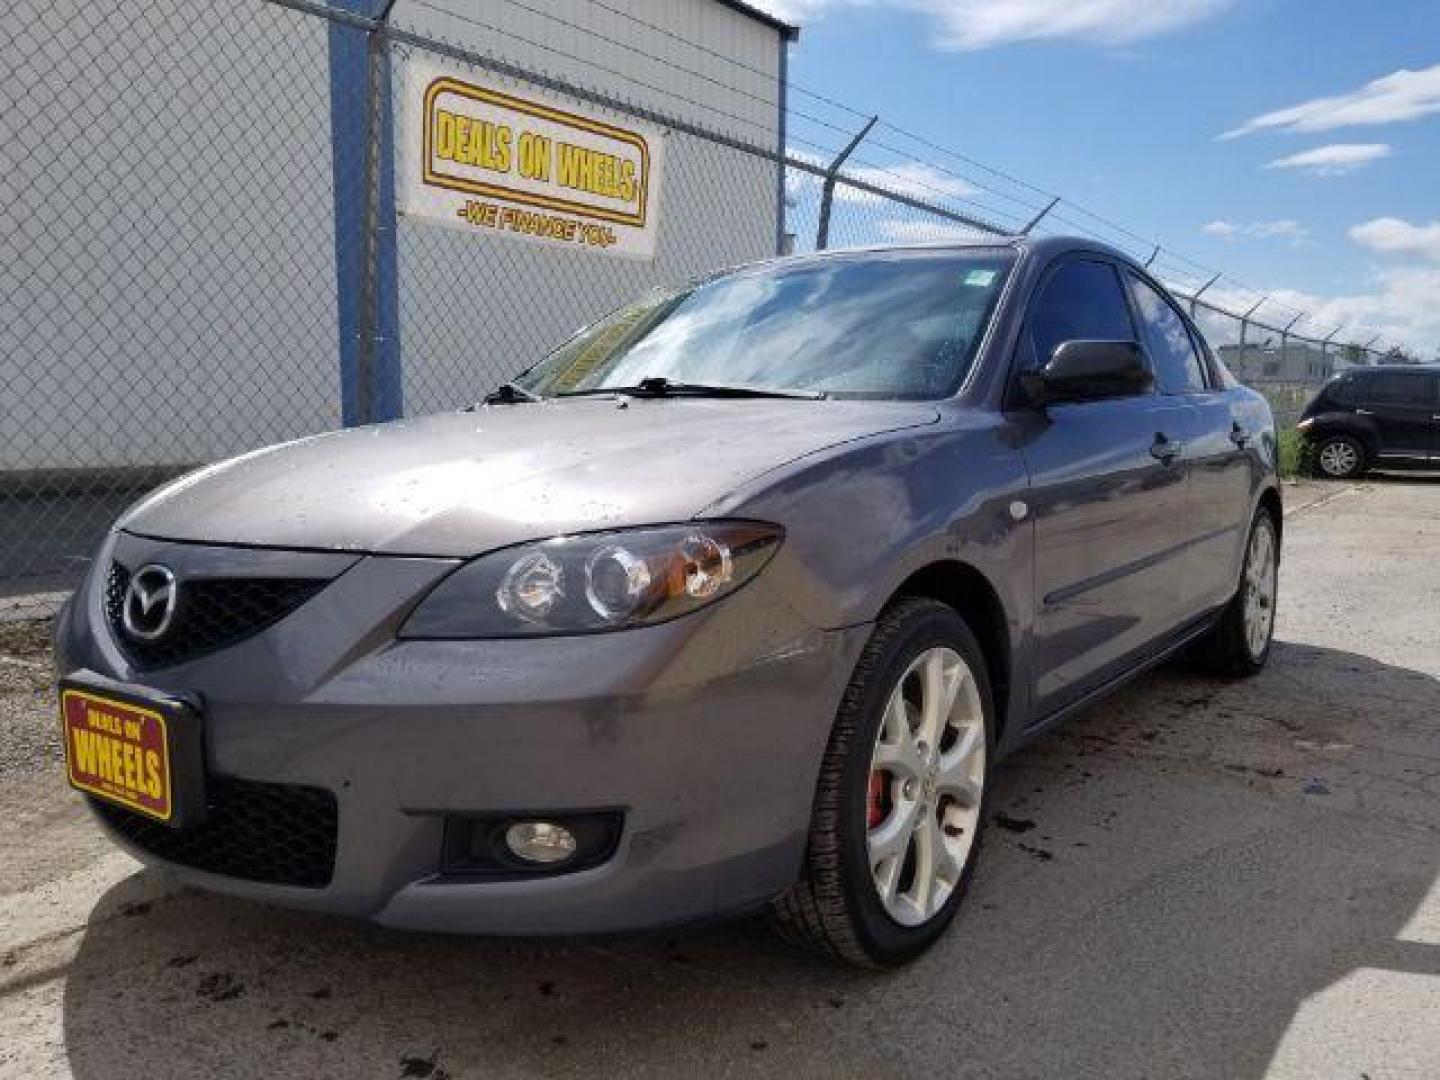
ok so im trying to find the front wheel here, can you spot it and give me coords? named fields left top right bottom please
left=770, top=598, right=994, bottom=967
left=1191, top=508, right=1279, bottom=677
left=1314, top=433, right=1366, bottom=479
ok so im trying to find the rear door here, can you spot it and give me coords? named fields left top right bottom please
left=1429, top=374, right=1440, bottom=461
left=1016, top=257, right=1194, bottom=720
left=1362, top=371, right=1434, bottom=461
left=1122, top=271, right=1251, bottom=616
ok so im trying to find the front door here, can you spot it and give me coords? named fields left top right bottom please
left=1122, top=270, right=1252, bottom=615
left=1023, top=396, right=1194, bottom=718
left=1012, top=257, right=1193, bottom=720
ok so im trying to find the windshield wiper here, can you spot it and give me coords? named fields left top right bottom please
left=480, top=382, right=543, bottom=405
left=556, top=376, right=825, bottom=401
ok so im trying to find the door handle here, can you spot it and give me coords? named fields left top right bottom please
left=1150, top=433, right=1184, bottom=464
left=1230, top=423, right=1252, bottom=448
left=1355, top=408, right=1374, bottom=416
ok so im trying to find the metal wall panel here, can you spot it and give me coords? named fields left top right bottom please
left=1, top=0, right=342, bottom=471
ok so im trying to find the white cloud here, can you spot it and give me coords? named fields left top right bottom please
left=1350, top=217, right=1440, bottom=262
left=840, top=161, right=977, bottom=203
left=1264, top=142, right=1391, bottom=176
left=876, top=218, right=989, bottom=242
left=1264, top=268, right=1440, bottom=353
left=785, top=149, right=976, bottom=206
left=1222, top=63, right=1440, bottom=138
left=1250, top=219, right=1310, bottom=240
left=1201, top=218, right=1310, bottom=242
left=1174, top=271, right=1437, bottom=355
left=752, top=0, right=1234, bottom=49
left=1245, top=217, right=1440, bottom=354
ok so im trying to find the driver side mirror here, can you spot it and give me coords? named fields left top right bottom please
left=1021, top=340, right=1153, bottom=406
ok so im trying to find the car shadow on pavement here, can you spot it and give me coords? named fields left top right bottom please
left=60, top=641, right=1440, bottom=1079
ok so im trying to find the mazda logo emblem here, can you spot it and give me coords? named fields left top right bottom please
left=122, top=564, right=178, bottom=642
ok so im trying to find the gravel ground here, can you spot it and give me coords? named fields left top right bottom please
left=2, top=478, right=1437, bottom=1079
left=0, top=618, right=57, bottom=777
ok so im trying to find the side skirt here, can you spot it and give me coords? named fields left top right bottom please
left=1014, top=609, right=1224, bottom=747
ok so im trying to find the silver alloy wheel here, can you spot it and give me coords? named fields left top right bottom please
left=867, top=646, right=986, bottom=927
left=1318, top=439, right=1359, bottom=477
left=1243, top=517, right=1278, bottom=660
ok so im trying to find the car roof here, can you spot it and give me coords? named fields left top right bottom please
left=754, top=234, right=1140, bottom=273
left=1348, top=364, right=1440, bottom=373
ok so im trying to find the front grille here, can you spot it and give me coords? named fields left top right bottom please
left=106, top=562, right=328, bottom=669
left=91, top=776, right=338, bottom=889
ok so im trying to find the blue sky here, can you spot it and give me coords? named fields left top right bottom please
left=757, top=0, right=1440, bottom=354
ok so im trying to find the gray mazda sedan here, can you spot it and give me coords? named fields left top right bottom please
left=57, top=237, right=1280, bottom=966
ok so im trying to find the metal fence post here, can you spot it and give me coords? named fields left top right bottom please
left=1362, top=334, right=1381, bottom=365
left=1019, top=197, right=1059, bottom=236
left=1321, top=326, right=1341, bottom=375
left=1189, top=273, right=1220, bottom=319
left=815, top=116, right=877, bottom=251
left=328, top=0, right=402, bottom=427
left=356, top=0, right=401, bottom=426
left=1238, top=297, right=1266, bottom=360
left=1280, top=313, right=1303, bottom=375
left=774, top=33, right=789, bottom=256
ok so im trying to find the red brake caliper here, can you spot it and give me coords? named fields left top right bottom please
left=867, top=770, right=889, bottom=828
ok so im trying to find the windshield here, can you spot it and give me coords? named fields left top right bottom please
left=515, top=249, right=1015, bottom=400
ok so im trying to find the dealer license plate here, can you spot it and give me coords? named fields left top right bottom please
left=60, top=681, right=202, bottom=827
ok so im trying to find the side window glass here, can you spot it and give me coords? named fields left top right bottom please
left=1187, top=324, right=1222, bottom=387
left=1023, top=260, right=1135, bottom=371
left=1366, top=374, right=1422, bottom=405
left=1125, top=273, right=1207, bottom=393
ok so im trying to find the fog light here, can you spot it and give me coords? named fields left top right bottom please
left=504, top=821, right=578, bottom=864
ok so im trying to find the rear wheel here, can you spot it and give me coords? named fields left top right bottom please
left=1314, top=434, right=1365, bottom=479
left=770, top=598, right=993, bottom=967
left=1191, top=508, right=1279, bottom=678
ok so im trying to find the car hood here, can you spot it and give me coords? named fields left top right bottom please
left=120, top=398, right=939, bottom=556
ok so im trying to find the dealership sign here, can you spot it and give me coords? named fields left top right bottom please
left=399, top=62, right=664, bottom=259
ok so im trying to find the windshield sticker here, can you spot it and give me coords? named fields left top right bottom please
left=963, top=269, right=998, bottom=287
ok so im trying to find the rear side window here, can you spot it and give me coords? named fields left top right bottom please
left=1363, top=372, right=1431, bottom=405
left=1023, top=260, right=1135, bottom=370
left=1188, top=324, right=1233, bottom=387
left=1125, top=273, right=1207, bottom=393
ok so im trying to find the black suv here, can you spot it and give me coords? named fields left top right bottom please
left=1298, top=365, right=1440, bottom=478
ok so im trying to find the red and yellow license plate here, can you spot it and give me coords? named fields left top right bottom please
left=61, top=688, right=173, bottom=823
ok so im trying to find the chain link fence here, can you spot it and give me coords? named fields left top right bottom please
left=2, top=0, right=345, bottom=616
left=0, top=0, right=1396, bottom=620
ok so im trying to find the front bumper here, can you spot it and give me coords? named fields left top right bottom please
left=58, top=532, right=868, bottom=934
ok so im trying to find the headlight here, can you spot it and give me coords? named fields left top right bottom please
left=400, top=521, right=783, bottom=638
left=1296, top=417, right=1315, bottom=431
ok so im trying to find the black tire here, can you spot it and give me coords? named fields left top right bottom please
left=1191, top=508, right=1279, bottom=678
left=1313, top=433, right=1366, bottom=480
left=769, top=598, right=995, bottom=967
